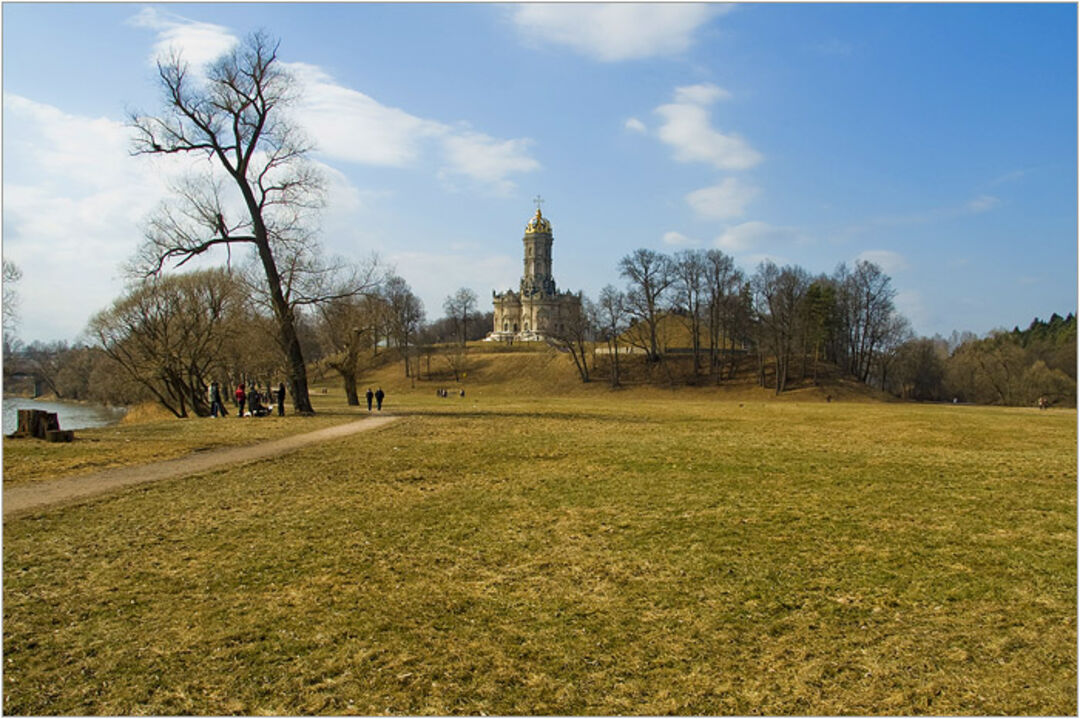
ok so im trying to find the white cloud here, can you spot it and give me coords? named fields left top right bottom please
left=856, top=249, right=909, bottom=273
left=625, top=117, right=647, bottom=134
left=511, top=4, right=723, bottom=62
left=714, top=221, right=802, bottom=253
left=128, top=8, right=237, bottom=68
left=439, top=131, right=540, bottom=195
left=2, top=95, right=181, bottom=341
left=284, top=63, right=538, bottom=194
left=662, top=231, right=701, bottom=247
left=127, top=17, right=540, bottom=194
left=966, top=194, right=999, bottom=213
left=286, top=62, right=444, bottom=168
left=673, top=83, right=731, bottom=105
left=654, top=86, right=762, bottom=170
left=686, top=178, right=759, bottom=220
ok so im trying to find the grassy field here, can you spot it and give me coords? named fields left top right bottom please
left=1, top=404, right=363, bottom=485
left=3, top=378, right=1076, bottom=714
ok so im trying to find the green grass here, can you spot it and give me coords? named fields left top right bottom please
left=3, top=392, right=1075, bottom=714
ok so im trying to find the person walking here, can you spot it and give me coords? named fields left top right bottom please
left=209, top=381, right=225, bottom=418
left=277, top=382, right=286, bottom=416
left=235, top=383, right=246, bottom=417
left=375, top=387, right=385, bottom=411
left=365, top=388, right=374, bottom=412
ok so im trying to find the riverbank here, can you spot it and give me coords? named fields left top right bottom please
left=2, top=396, right=127, bottom=436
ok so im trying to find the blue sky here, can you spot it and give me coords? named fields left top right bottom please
left=3, top=2, right=1076, bottom=343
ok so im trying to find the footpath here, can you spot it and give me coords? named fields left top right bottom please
left=3, top=415, right=399, bottom=518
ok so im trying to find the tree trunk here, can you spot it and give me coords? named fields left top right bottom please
left=343, top=372, right=359, bottom=406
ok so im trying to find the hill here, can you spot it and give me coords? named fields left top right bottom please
left=328, top=341, right=890, bottom=404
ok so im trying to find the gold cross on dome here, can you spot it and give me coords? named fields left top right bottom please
left=533, top=195, right=544, bottom=213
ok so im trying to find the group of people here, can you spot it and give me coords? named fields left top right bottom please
left=436, top=388, right=465, bottom=398
left=207, top=381, right=286, bottom=418
left=364, top=387, right=385, bottom=411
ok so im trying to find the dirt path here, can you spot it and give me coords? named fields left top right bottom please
left=3, top=415, right=399, bottom=518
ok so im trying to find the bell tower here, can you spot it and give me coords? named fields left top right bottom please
left=521, top=195, right=556, bottom=297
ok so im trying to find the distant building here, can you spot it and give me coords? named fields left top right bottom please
left=489, top=204, right=581, bottom=342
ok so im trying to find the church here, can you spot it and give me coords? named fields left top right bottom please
left=489, top=203, right=581, bottom=342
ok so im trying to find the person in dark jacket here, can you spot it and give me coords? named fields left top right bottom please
left=365, top=388, right=374, bottom=412
left=375, top=387, right=385, bottom=411
left=277, top=382, right=286, bottom=416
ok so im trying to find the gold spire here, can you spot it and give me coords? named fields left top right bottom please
left=525, top=207, right=552, bottom=234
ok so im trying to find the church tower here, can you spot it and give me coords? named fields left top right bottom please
left=521, top=208, right=555, bottom=297
left=489, top=199, right=581, bottom=342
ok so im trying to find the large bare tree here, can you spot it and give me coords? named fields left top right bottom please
left=130, top=32, right=323, bottom=413
left=619, top=249, right=674, bottom=361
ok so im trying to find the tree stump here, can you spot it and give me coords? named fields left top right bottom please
left=9, top=410, right=63, bottom=439
left=45, top=429, right=75, bottom=443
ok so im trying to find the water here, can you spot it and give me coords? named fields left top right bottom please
left=2, top=397, right=127, bottom=435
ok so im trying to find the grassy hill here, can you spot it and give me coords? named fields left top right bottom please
left=334, top=340, right=890, bottom=405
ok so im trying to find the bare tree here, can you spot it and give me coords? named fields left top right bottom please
left=549, top=294, right=595, bottom=383
left=753, top=261, right=809, bottom=394
left=834, top=260, right=898, bottom=383
left=597, top=285, right=628, bottom=388
left=88, top=270, right=244, bottom=417
left=3, top=259, right=22, bottom=340
left=672, top=250, right=706, bottom=375
left=315, top=295, right=374, bottom=406
left=130, top=32, right=324, bottom=414
left=384, top=275, right=425, bottom=377
left=619, top=249, right=674, bottom=361
left=443, top=287, right=478, bottom=345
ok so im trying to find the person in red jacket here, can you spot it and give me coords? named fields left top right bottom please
left=235, top=383, right=246, bottom=417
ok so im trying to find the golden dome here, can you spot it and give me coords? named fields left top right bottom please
left=525, top=208, right=552, bottom=234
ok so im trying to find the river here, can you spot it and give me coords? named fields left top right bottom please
left=2, top=397, right=127, bottom=435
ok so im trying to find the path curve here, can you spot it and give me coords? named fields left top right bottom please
left=3, top=415, right=399, bottom=518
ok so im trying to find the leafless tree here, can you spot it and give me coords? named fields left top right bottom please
left=88, top=269, right=244, bottom=417
left=549, top=294, right=595, bottom=383
left=672, top=250, right=706, bottom=375
left=597, top=285, right=628, bottom=388
left=752, top=261, right=810, bottom=394
left=835, top=260, right=898, bottom=383
left=3, top=259, right=22, bottom=340
left=384, top=275, right=425, bottom=378
left=443, top=287, right=478, bottom=345
left=619, top=249, right=674, bottom=361
left=129, top=32, right=325, bottom=413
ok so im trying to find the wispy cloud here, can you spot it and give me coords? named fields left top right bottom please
left=714, top=221, right=804, bottom=253
left=127, top=8, right=237, bottom=68
left=662, top=231, right=702, bottom=247
left=511, top=4, right=725, bottom=62
left=856, top=249, right=909, bottom=273
left=654, top=84, right=762, bottom=170
left=625, top=117, right=647, bottom=134
left=129, top=13, right=540, bottom=195
left=3, top=94, right=179, bottom=341
left=966, top=194, right=999, bottom=213
left=686, top=178, right=759, bottom=220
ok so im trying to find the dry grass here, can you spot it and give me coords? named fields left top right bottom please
left=3, top=381, right=1075, bottom=715
left=2, top=395, right=364, bottom=485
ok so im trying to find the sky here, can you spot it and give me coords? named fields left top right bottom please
left=3, top=2, right=1077, bottom=344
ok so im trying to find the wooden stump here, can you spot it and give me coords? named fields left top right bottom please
left=10, top=410, right=63, bottom=439
left=45, top=429, right=74, bottom=443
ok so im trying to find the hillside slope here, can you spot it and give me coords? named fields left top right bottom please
left=322, top=344, right=891, bottom=403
